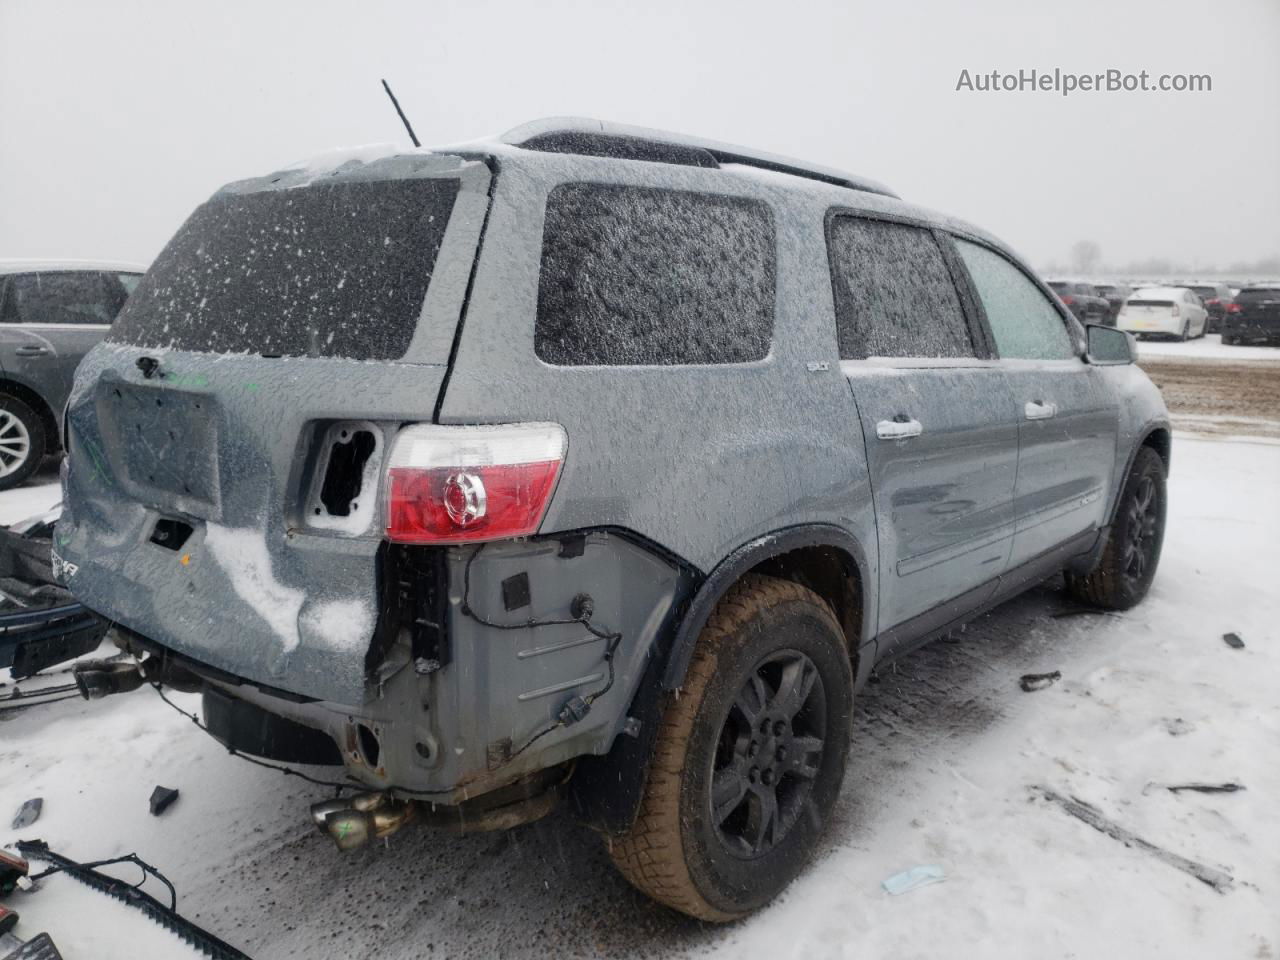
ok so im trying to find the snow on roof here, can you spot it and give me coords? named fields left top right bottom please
left=281, top=142, right=407, bottom=178
left=0, top=258, right=147, bottom=276
left=1128, top=286, right=1191, bottom=297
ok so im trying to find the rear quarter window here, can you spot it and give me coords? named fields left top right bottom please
left=826, top=216, right=974, bottom=359
left=535, top=183, right=775, bottom=365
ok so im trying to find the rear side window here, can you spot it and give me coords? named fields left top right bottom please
left=827, top=217, right=973, bottom=359
left=535, top=184, right=775, bottom=365
left=1, top=271, right=118, bottom=325
left=954, top=239, right=1076, bottom=360
left=110, top=178, right=460, bottom=360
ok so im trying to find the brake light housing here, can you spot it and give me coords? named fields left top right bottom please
left=384, top=423, right=567, bottom=544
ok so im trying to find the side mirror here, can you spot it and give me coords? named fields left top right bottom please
left=1085, top=323, right=1135, bottom=365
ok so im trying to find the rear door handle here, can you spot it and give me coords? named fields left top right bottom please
left=876, top=417, right=923, bottom=440
left=1024, top=400, right=1058, bottom=420
left=14, top=346, right=49, bottom=357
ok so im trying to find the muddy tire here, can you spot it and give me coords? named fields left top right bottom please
left=608, top=575, right=853, bottom=921
left=0, top=394, right=45, bottom=491
left=1065, top=446, right=1166, bottom=610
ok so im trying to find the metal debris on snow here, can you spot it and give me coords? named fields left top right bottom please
left=1032, top=786, right=1235, bottom=894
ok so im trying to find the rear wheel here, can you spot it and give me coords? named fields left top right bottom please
left=0, top=395, right=45, bottom=491
left=1177, top=321, right=1190, bottom=342
left=1066, top=446, right=1166, bottom=610
left=608, top=575, right=853, bottom=921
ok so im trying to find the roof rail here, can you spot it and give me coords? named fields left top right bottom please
left=499, top=118, right=899, bottom=199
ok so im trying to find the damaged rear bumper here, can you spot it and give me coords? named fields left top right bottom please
left=84, top=532, right=693, bottom=807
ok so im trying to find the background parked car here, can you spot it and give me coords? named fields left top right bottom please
left=1117, top=286, right=1209, bottom=340
left=0, top=261, right=145, bottom=489
left=1185, top=283, right=1234, bottom=333
left=1047, top=280, right=1113, bottom=325
left=1221, top=285, right=1280, bottom=345
left=1095, top=282, right=1132, bottom=321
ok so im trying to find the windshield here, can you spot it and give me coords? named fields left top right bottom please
left=110, top=177, right=460, bottom=360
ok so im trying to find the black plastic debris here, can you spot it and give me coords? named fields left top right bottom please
left=1168, top=782, right=1245, bottom=795
left=1, top=930, right=65, bottom=959
left=149, top=787, right=179, bottom=816
left=11, top=799, right=41, bottom=831
left=1222, top=632, right=1245, bottom=649
left=1019, top=671, right=1061, bottom=692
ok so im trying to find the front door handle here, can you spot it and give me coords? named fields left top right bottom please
left=876, top=417, right=923, bottom=440
left=14, top=346, right=49, bottom=358
left=1024, top=400, right=1058, bottom=420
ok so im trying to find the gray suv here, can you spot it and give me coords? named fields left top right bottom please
left=57, top=120, right=1170, bottom=921
left=0, top=261, right=144, bottom=488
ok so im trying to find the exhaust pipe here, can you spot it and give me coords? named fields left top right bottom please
left=310, top=792, right=416, bottom=852
left=73, top=654, right=203, bottom=700
left=73, top=660, right=146, bottom=700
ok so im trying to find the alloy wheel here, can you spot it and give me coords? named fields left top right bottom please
left=710, top=650, right=827, bottom=859
left=1122, top=475, right=1159, bottom=581
left=0, top=411, right=32, bottom=478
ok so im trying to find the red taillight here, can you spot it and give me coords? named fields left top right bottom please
left=1227, top=302, right=1243, bottom=314
left=1207, top=298, right=1220, bottom=306
left=1061, top=295, right=1075, bottom=305
left=384, top=423, right=567, bottom=544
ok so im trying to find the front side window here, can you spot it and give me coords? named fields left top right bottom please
left=827, top=216, right=973, bottom=359
left=1, top=271, right=117, bottom=325
left=535, top=183, right=775, bottom=365
left=954, top=239, right=1076, bottom=360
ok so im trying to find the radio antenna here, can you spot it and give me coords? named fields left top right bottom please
left=380, top=79, right=421, bottom=148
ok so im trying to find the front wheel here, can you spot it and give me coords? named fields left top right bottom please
left=1066, top=446, right=1166, bottom=609
left=608, top=575, right=853, bottom=921
left=0, top=395, right=46, bottom=491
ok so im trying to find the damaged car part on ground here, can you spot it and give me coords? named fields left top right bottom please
left=54, top=117, right=1171, bottom=921
left=0, top=507, right=109, bottom=700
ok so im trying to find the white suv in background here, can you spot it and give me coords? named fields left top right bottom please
left=1117, top=286, right=1209, bottom=341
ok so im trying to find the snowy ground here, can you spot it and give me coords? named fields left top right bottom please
left=1136, top=332, right=1279, bottom=362
left=1, top=435, right=1277, bottom=959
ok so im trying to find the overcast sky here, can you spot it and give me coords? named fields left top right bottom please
left=2, top=0, right=1277, bottom=273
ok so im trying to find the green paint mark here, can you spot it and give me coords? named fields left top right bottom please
left=167, top=374, right=210, bottom=388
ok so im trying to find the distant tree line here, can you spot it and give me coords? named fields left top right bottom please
left=1041, top=240, right=1280, bottom=278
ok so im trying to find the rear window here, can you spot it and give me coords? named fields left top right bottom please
left=110, top=178, right=459, bottom=360
left=1127, top=300, right=1175, bottom=308
left=535, top=184, right=775, bottom=365
left=827, top=217, right=973, bottom=359
left=1235, top=287, right=1280, bottom=304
